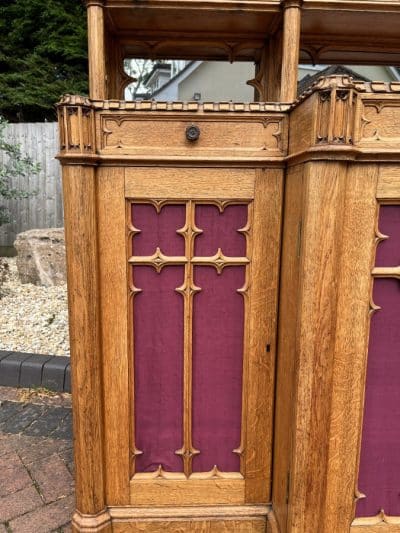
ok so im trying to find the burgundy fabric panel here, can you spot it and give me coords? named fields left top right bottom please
left=192, top=266, right=245, bottom=472
left=195, top=204, right=247, bottom=257
left=134, top=266, right=184, bottom=472
left=132, top=203, right=185, bottom=256
left=356, top=278, right=400, bottom=516
left=376, top=205, right=400, bottom=267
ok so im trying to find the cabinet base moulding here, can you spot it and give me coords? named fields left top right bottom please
left=72, top=509, right=112, bottom=532
left=72, top=505, right=274, bottom=532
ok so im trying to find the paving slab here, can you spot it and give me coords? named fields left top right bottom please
left=0, top=387, right=74, bottom=532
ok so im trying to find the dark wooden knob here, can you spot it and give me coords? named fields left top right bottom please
left=186, top=125, right=200, bottom=141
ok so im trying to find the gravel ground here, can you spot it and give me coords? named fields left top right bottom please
left=0, top=257, right=70, bottom=356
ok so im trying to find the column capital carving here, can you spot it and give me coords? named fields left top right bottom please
left=85, top=0, right=105, bottom=7
left=57, top=95, right=96, bottom=158
left=281, top=0, right=303, bottom=9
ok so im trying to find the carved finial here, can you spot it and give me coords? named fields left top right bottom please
left=57, top=94, right=92, bottom=107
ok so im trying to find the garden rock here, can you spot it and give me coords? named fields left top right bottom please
left=14, top=228, right=66, bottom=286
left=0, top=257, right=9, bottom=291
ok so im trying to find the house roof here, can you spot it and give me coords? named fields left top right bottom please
left=297, top=65, right=371, bottom=95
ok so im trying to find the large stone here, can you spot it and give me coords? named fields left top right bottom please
left=14, top=228, right=66, bottom=286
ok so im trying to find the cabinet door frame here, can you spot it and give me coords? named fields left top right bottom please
left=98, top=165, right=283, bottom=507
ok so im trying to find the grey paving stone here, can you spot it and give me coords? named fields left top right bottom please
left=0, top=401, right=26, bottom=426
left=24, top=406, right=71, bottom=438
left=50, top=412, right=72, bottom=441
left=0, top=403, right=46, bottom=435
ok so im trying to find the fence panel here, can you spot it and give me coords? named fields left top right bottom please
left=0, top=122, right=62, bottom=250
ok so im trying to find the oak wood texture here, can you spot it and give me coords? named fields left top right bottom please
left=130, top=479, right=245, bottom=506
left=112, top=519, right=267, bottom=533
left=109, top=503, right=273, bottom=532
left=245, top=168, right=283, bottom=504
left=272, top=163, right=304, bottom=531
left=377, top=166, right=400, bottom=202
left=287, top=161, right=349, bottom=533
left=59, top=67, right=400, bottom=531
left=280, top=1, right=302, bottom=102
left=97, top=166, right=131, bottom=505
left=99, top=114, right=286, bottom=158
left=288, top=76, right=400, bottom=164
left=87, top=3, right=106, bottom=100
left=62, top=165, right=108, bottom=518
left=94, top=0, right=400, bottom=70
left=108, top=504, right=270, bottom=519
left=125, top=168, right=255, bottom=200
left=125, top=167, right=281, bottom=508
left=274, top=161, right=380, bottom=533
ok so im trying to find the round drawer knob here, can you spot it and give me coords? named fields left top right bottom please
left=186, top=125, right=200, bottom=142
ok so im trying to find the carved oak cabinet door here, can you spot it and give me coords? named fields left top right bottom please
left=122, top=167, right=282, bottom=509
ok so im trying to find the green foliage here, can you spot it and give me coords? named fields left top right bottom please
left=0, top=116, right=40, bottom=226
left=0, top=0, right=88, bottom=122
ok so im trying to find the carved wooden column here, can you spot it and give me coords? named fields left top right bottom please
left=57, top=96, right=112, bottom=532
left=280, top=0, right=302, bottom=102
left=87, top=0, right=107, bottom=100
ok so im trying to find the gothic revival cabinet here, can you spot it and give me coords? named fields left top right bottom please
left=59, top=1, right=400, bottom=532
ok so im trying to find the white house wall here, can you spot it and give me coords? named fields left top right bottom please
left=178, top=61, right=255, bottom=102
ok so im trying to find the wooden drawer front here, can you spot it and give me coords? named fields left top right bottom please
left=99, top=114, right=286, bottom=158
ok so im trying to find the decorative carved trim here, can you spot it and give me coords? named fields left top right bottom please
left=128, top=199, right=251, bottom=479
left=133, top=465, right=243, bottom=481
left=133, top=466, right=187, bottom=480
left=57, top=95, right=95, bottom=155
left=108, top=503, right=270, bottom=520
left=128, top=247, right=188, bottom=272
left=360, top=101, right=400, bottom=143
left=247, top=47, right=268, bottom=101
left=86, top=0, right=105, bottom=6
left=295, top=76, right=400, bottom=107
left=124, top=38, right=263, bottom=63
left=281, top=0, right=303, bottom=8
left=190, top=466, right=243, bottom=480
left=92, top=99, right=290, bottom=113
left=234, top=203, right=252, bottom=469
left=372, top=265, right=400, bottom=279
left=315, top=85, right=355, bottom=145
left=192, top=248, right=250, bottom=274
left=72, top=509, right=112, bottom=532
left=352, top=510, right=400, bottom=526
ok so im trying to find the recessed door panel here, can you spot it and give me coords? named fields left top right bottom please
left=126, top=168, right=282, bottom=506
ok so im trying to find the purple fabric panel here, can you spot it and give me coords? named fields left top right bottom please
left=356, top=278, right=400, bottom=516
left=195, top=204, right=247, bottom=257
left=376, top=205, right=400, bottom=267
left=134, top=266, right=184, bottom=473
left=192, top=266, right=244, bottom=472
left=132, top=203, right=185, bottom=256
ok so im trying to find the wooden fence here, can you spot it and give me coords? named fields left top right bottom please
left=0, top=122, right=63, bottom=251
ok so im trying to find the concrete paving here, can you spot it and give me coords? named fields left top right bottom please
left=0, top=387, right=73, bottom=532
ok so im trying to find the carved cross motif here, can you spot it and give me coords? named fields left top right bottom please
left=128, top=199, right=250, bottom=477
